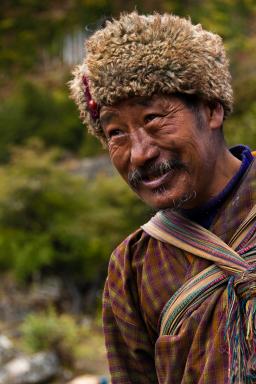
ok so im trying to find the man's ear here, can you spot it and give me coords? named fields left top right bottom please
left=209, top=102, right=224, bottom=130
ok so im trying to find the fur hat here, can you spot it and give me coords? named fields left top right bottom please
left=69, top=12, right=233, bottom=143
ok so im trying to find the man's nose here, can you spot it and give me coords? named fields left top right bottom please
left=130, top=129, right=159, bottom=168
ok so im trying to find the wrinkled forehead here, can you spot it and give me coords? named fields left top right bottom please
left=100, top=96, right=150, bottom=124
left=99, top=95, right=164, bottom=123
left=99, top=94, right=189, bottom=128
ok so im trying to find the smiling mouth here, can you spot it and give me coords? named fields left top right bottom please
left=141, top=169, right=173, bottom=189
left=128, top=158, right=187, bottom=190
left=144, top=166, right=170, bottom=180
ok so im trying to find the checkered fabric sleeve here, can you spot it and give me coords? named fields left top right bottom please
left=102, top=232, right=159, bottom=383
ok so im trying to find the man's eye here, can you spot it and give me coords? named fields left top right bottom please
left=144, top=114, right=160, bottom=123
left=108, top=128, right=123, bottom=138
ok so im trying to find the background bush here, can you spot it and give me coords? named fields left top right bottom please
left=20, top=307, right=81, bottom=365
left=0, top=140, right=150, bottom=284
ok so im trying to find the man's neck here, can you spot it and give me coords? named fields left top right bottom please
left=180, top=145, right=254, bottom=228
left=197, top=146, right=241, bottom=204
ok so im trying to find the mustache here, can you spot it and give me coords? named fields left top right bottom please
left=128, top=158, right=187, bottom=189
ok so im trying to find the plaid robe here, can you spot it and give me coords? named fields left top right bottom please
left=103, top=159, right=256, bottom=384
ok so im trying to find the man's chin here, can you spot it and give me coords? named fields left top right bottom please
left=137, top=189, right=197, bottom=211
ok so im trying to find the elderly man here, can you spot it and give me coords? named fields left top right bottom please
left=70, top=12, right=256, bottom=384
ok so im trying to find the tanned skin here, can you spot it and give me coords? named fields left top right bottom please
left=100, top=94, right=241, bottom=210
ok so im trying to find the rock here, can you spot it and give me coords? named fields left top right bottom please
left=67, top=375, right=109, bottom=384
left=0, top=352, right=59, bottom=384
left=0, top=336, right=16, bottom=366
left=29, top=277, right=62, bottom=307
left=67, top=376, right=97, bottom=384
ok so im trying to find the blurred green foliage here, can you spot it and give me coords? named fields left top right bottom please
left=0, top=0, right=255, bottom=299
left=0, top=0, right=113, bottom=78
left=20, top=307, right=81, bottom=364
left=0, top=140, right=150, bottom=283
left=20, top=307, right=108, bottom=370
left=0, top=81, right=102, bottom=162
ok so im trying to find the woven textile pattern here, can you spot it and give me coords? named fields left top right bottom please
left=103, top=160, right=256, bottom=383
left=142, top=204, right=256, bottom=383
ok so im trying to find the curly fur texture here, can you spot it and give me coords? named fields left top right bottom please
left=69, top=12, right=233, bottom=142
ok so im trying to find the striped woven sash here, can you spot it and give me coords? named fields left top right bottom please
left=142, top=205, right=256, bottom=384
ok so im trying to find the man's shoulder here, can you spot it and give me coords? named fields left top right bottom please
left=112, top=227, right=149, bottom=260
left=109, top=222, right=170, bottom=272
left=105, top=227, right=149, bottom=280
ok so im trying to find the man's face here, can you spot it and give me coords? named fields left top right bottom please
left=100, top=94, right=222, bottom=210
